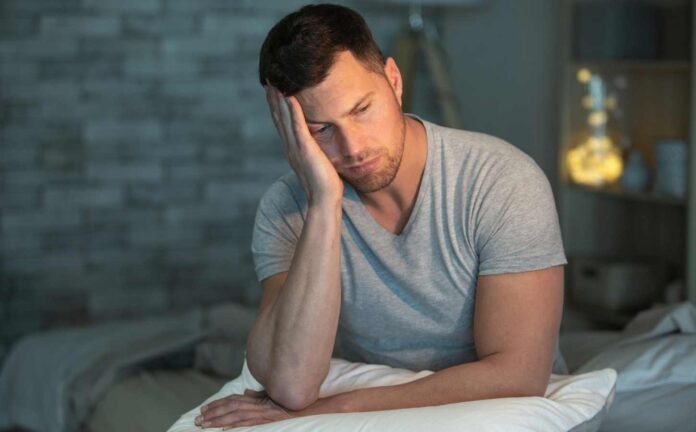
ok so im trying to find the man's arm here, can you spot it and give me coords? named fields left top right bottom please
left=297, top=265, right=564, bottom=414
left=196, top=265, right=564, bottom=429
left=246, top=202, right=342, bottom=410
left=244, top=86, right=345, bottom=410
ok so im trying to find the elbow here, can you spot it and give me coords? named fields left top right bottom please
left=512, top=372, right=550, bottom=398
left=518, top=380, right=547, bottom=398
left=245, top=357, right=320, bottom=410
left=266, top=380, right=320, bottom=411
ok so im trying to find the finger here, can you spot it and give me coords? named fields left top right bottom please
left=244, top=389, right=266, bottom=397
left=201, top=398, right=263, bottom=421
left=201, top=394, right=248, bottom=412
left=285, top=96, right=313, bottom=145
left=273, top=96, right=300, bottom=165
left=200, top=405, right=266, bottom=427
left=200, top=395, right=261, bottom=418
left=203, top=409, right=266, bottom=429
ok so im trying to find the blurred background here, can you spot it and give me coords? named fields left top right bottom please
left=0, top=0, right=693, bottom=379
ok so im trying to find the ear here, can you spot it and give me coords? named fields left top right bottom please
left=383, top=57, right=403, bottom=107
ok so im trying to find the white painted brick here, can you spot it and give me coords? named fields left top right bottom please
left=3, top=0, right=81, bottom=13
left=42, top=229, right=125, bottom=252
left=0, top=39, right=79, bottom=59
left=161, top=79, right=236, bottom=99
left=123, top=14, right=200, bottom=37
left=162, top=37, right=236, bottom=57
left=0, top=81, right=79, bottom=102
left=40, top=15, right=120, bottom=37
left=86, top=162, right=164, bottom=182
left=165, top=247, right=202, bottom=266
left=0, top=61, right=38, bottom=82
left=167, top=162, right=236, bottom=181
left=241, top=155, right=288, bottom=175
left=85, top=247, right=151, bottom=267
left=127, top=183, right=200, bottom=206
left=165, top=122, right=240, bottom=144
left=127, top=225, right=202, bottom=247
left=5, top=169, right=83, bottom=188
left=4, top=252, right=84, bottom=273
left=163, top=203, right=241, bottom=225
left=80, top=79, right=157, bottom=100
left=2, top=123, right=81, bottom=148
left=80, top=39, right=160, bottom=57
left=201, top=14, right=276, bottom=38
left=82, top=0, right=161, bottom=13
left=0, top=186, right=40, bottom=210
left=84, top=118, right=162, bottom=144
left=43, top=186, right=125, bottom=208
left=0, top=15, right=38, bottom=37
left=241, top=117, right=278, bottom=141
left=0, top=232, right=42, bottom=255
left=120, top=141, right=198, bottom=161
left=86, top=208, right=161, bottom=228
left=0, top=145, right=38, bottom=168
left=88, top=287, right=168, bottom=319
left=124, top=56, right=197, bottom=79
left=1, top=210, right=82, bottom=232
left=204, top=180, right=267, bottom=203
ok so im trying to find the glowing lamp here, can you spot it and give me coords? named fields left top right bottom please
left=566, top=69, right=624, bottom=187
left=566, top=136, right=623, bottom=186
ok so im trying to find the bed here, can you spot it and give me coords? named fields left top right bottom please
left=1, top=302, right=695, bottom=432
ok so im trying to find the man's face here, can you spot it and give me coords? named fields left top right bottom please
left=295, top=51, right=406, bottom=193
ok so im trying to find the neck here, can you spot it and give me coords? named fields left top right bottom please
left=358, top=115, right=427, bottom=215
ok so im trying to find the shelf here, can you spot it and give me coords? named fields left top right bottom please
left=564, top=182, right=687, bottom=207
left=568, top=60, right=691, bottom=72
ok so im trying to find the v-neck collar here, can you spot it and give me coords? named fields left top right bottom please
left=342, top=115, right=432, bottom=242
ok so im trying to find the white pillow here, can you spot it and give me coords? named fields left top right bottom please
left=168, top=358, right=616, bottom=432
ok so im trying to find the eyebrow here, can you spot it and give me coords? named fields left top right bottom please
left=305, top=91, right=374, bottom=125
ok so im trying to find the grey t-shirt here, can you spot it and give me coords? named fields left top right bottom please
left=251, top=118, right=567, bottom=372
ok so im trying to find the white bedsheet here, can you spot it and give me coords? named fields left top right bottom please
left=0, top=311, right=205, bottom=432
left=572, top=302, right=696, bottom=432
left=0, top=302, right=257, bottom=432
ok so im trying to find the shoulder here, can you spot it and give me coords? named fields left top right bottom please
left=257, top=171, right=308, bottom=219
left=424, top=120, right=547, bottom=186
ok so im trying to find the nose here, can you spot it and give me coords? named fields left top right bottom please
left=337, top=125, right=368, bottom=160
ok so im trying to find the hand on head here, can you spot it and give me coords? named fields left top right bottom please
left=264, top=83, right=344, bottom=207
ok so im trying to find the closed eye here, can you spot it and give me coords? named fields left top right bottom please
left=357, top=104, right=370, bottom=114
left=311, top=124, right=332, bottom=135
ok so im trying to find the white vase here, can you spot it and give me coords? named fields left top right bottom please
left=620, top=150, right=649, bottom=192
left=654, top=139, right=687, bottom=198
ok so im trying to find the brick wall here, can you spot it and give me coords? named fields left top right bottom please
left=0, top=0, right=410, bottom=363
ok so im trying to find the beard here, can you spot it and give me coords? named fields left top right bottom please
left=340, top=117, right=406, bottom=194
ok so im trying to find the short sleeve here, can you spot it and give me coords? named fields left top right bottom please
left=474, top=156, right=567, bottom=276
left=251, top=176, right=307, bottom=282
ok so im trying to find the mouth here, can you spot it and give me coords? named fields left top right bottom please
left=346, top=156, right=381, bottom=177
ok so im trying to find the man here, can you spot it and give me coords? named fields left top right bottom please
left=195, top=3, right=566, bottom=429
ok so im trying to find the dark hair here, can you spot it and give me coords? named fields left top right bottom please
left=258, top=3, right=385, bottom=95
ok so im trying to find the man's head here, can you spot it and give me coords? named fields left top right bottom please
left=259, top=4, right=407, bottom=194
left=258, top=3, right=385, bottom=95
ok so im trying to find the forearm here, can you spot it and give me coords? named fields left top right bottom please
left=299, top=353, right=551, bottom=416
left=246, top=200, right=343, bottom=407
